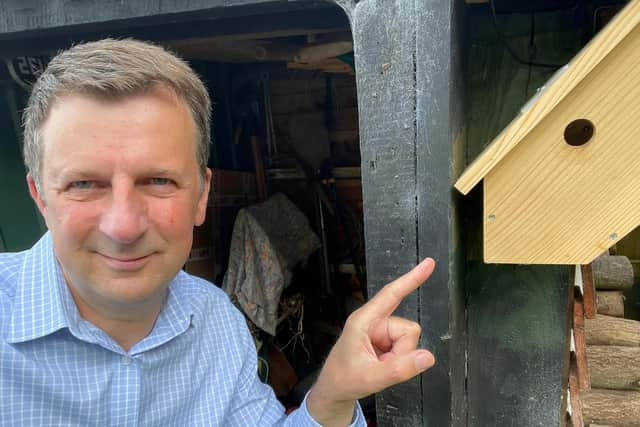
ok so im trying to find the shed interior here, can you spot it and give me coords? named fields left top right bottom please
left=0, top=2, right=377, bottom=419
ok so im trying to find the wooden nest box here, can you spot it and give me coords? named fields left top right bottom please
left=455, top=0, right=640, bottom=265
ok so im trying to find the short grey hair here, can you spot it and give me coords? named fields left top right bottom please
left=23, top=38, right=211, bottom=190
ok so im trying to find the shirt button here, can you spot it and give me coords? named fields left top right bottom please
left=122, top=355, right=133, bottom=365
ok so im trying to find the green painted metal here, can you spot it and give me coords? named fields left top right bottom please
left=0, top=84, right=45, bottom=251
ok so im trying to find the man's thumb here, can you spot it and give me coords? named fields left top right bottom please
left=378, top=350, right=435, bottom=390
left=414, top=350, right=435, bottom=371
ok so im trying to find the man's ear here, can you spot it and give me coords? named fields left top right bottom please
left=27, top=173, right=47, bottom=219
left=195, top=168, right=212, bottom=226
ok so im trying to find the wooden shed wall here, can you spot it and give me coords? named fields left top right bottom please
left=463, top=10, right=582, bottom=426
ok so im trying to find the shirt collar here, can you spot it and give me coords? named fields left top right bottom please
left=7, top=232, right=197, bottom=351
left=129, top=272, right=195, bottom=354
left=7, top=232, right=70, bottom=344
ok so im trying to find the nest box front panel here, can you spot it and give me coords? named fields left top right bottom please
left=483, top=25, right=640, bottom=264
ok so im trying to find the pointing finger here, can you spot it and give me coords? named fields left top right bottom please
left=360, top=258, right=435, bottom=323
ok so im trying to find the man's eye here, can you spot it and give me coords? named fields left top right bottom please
left=68, top=180, right=94, bottom=190
left=148, top=177, right=171, bottom=186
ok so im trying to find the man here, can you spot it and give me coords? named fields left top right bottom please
left=0, top=39, right=435, bottom=426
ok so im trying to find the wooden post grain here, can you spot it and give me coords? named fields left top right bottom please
left=573, top=296, right=590, bottom=390
left=582, top=264, right=597, bottom=319
left=569, top=358, right=584, bottom=427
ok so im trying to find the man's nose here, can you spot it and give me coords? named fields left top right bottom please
left=98, top=183, right=149, bottom=244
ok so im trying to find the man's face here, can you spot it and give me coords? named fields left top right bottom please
left=28, top=88, right=211, bottom=318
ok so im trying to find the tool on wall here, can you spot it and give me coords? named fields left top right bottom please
left=232, top=82, right=268, bottom=202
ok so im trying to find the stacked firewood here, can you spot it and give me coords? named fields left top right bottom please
left=569, top=255, right=640, bottom=427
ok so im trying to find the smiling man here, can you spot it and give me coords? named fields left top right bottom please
left=0, top=39, right=435, bottom=426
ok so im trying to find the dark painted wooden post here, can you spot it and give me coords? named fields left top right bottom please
left=416, top=1, right=467, bottom=426
left=345, top=0, right=467, bottom=425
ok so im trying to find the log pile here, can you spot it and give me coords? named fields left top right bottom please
left=569, top=254, right=640, bottom=427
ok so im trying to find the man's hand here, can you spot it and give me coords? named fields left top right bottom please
left=307, top=258, right=436, bottom=426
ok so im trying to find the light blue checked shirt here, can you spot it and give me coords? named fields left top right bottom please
left=0, top=233, right=365, bottom=426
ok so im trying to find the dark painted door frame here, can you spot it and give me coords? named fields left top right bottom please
left=346, top=1, right=466, bottom=426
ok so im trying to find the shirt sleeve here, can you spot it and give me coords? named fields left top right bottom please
left=225, top=314, right=366, bottom=427
left=285, top=392, right=366, bottom=427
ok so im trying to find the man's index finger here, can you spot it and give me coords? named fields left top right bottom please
left=364, top=258, right=436, bottom=319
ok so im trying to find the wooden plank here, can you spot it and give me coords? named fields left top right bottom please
left=586, top=346, right=640, bottom=390
left=0, top=0, right=337, bottom=34
left=482, top=20, right=640, bottom=264
left=585, top=314, right=640, bottom=346
left=455, top=0, right=640, bottom=194
left=352, top=1, right=422, bottom=425
left=574, top=296, right=590, bottom=390
left=582, top=264, right=597, bottom=319
left=0, top=6, right=350, bottom=59
left=582, top=389, right=640, bottom=427
left=287, top=58, right=354, bottom=74
left=466, top=264, right=571, bottom=427
left=569, top=358, right=584, bottom=427
left=596, top=291, right=625, bottom=317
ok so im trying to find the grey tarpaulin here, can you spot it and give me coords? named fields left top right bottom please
left=223, top=193, right=320, bottom=335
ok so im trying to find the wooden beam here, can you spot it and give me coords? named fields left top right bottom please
left=353, top=0, right=466, bottom=425
left=582, top=264, right=597, bottom=319
left=353, top=1, right=422, bottom=425
left=0, top=0, right=337, bottom=35
left=416, top=0, right=467, bottom=424
left=568, top=358, right=584, bottom=427
left=574, top=297, right=590, bottom=390
left=167, top=39, right=297, bottom=63
left=0, top=6, right=350, bottom=59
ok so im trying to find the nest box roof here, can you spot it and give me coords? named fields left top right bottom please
left=454, top=0, right=640, bottom=264
left=455, top=0, right=640, bottom=195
